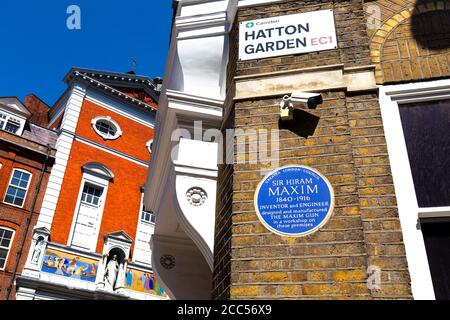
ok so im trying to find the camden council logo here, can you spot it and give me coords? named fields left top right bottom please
left=245, top=22, right=254, bottom=28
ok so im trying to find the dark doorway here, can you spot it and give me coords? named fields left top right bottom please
left=421, top=222, right=450, bottom=300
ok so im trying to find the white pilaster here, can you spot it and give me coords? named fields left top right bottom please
left=36, top=82, right=87, bottom=230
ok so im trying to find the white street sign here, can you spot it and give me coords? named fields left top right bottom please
left=239, top=10, right=338, bottom=61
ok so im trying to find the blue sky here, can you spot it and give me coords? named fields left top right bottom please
left=0, top=1, right=173, bottom=105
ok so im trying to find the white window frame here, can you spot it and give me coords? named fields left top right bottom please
left=379, top=79, right=450, bottom=300
left=0, top=227, right=15, bottom=271
left=67, top=172, right=110, bottom=252
left=132, top=193, right=155, bottom=265
left=0, top=111, right=26, bottom=135
left=3, top=168, right=33, bottom=208
left=141, top=210, right=156, bottom=225
left=91, top=116, right=123, bottom=140
left=80, top=184, right=104, bottom=208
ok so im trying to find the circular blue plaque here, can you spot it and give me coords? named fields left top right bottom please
left=254, top=165, right=335, bottom=237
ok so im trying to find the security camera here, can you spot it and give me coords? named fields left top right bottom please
left=280, top=92, right=323, bottom=120
left=289, top=92, right=323, bottom=109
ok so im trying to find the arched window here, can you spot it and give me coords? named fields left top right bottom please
left=91, top=116, right=122, bottom=140
left=0, top=227, right=15, bottom=270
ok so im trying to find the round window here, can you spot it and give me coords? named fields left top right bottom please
left=91, top=117, right=122, bottom=140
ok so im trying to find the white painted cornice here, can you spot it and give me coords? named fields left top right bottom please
left=166, top=89, right=224, bottom=105
left=70, top=72, right=157, bottom=113
left=167, top=89, right=223, bottom=122
left=176, top=11, right=228, bottom=32
left=173, top=162, right=218, bottom=178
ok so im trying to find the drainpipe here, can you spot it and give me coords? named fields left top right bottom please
left=5, top=144, right=52, bottom=300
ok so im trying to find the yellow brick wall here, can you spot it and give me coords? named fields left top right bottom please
left=213, top=0, right=414, bottom=300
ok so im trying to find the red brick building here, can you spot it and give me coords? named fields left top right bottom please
left=14, top=68, right=167, bottom=300
left=0, top=96, right=56, bottom=300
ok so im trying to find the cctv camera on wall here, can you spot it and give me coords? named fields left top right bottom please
left=280, top=92, right=323, bottom=120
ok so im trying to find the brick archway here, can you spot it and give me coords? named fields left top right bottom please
left=368, top=1, right=450, bottom=83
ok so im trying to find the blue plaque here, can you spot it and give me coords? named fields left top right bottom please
left=254, top=165, right=335, bottom=237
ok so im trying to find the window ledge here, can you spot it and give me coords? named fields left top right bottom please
left=419, top=207, right=450, bottom=219
left=2, top=201, right=25, bottom=209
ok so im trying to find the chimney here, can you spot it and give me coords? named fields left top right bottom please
left=23, top=94, right=50, bottom=127
left=153, top=77, right=163, bottom=92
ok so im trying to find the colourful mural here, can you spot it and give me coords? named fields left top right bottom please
left=125, top=268, right=167, bottom=297
left=42, top=249, right=98, bottom=282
